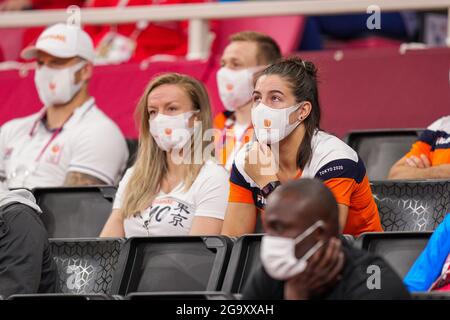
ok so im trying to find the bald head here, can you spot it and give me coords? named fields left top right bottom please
left=264, top=179, right=339, bottom=238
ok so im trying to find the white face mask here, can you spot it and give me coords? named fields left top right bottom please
left=216, top=67, right=256, bottom=111
left=251, top=102, right=303, bottom=145
left=149, top=111, right=197, bottom=152
left=34, top=61, right=86, bottom=107
left=261, top=220, right=324, bottom=281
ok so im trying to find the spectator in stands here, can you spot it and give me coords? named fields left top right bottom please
left=0, top=23, right=129, bottom=189
left=221, top=57, right=383, bottom=237
left=0, top=188, right=59, bottom=298
left=404, top=214, right=450, bottom=292
left=243, top=179, right=410, bottom=300
left=84, top=0, right=206, bottom=64
left=215, top=31, right=281, bottom=171
left=388, top=116, right=450, bottom=180
left=0, top=0, right=87, bottom=57
left=0, top=0, right=84, bottom=11
left=100, top=73, right=229, bottom=237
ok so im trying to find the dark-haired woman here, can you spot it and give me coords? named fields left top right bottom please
left=221, top=57, right=383, bottom=237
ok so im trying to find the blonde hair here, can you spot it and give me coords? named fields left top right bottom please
left=120, top=73, right=213, bottom=218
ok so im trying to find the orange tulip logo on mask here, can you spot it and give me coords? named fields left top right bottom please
left=226, top=84, right=234, bottom=92
left=264, top=119, right=272, bottom=128
left=164, top=128, right=172, bottom=136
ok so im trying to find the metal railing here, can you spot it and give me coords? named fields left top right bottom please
left=0, top=0, right=449, bottom=59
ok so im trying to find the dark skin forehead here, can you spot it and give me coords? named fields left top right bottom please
left=264, top=191, right=317, bottom=238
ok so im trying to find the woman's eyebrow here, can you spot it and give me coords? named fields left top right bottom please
left=268, top=90, right=285, bottom=96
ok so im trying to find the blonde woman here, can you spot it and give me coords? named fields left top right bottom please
left=100, top=73, right=229, bottom=237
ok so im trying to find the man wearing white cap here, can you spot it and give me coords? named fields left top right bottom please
left=0, top=23, right=129, bottom=189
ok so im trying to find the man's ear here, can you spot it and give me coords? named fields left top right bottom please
left=77, top=62, right=93, bottom=83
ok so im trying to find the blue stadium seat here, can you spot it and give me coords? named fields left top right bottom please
left=111, top=236, right=233, bottom=295
left=32, top=186, right=117, bottom=238
left=371, top=180, right=450, bottom=231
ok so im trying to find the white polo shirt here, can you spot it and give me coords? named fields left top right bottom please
left=0, top=98, right=129, bottom=189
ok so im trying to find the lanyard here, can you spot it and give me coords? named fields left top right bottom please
left=29, top=101, right=95, bottom=162
left=31, top=114, right=73, bottom=162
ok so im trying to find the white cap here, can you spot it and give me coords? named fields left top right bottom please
left=21, top=23, right=95, bottom=62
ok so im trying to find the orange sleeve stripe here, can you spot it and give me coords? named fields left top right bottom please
left=430, top=149, right=450, bottom=165
left=324, top=178, right=356, bottom=207
left=228, top=181, right=254, bottom=204
left=406, top=141, right=432, bottom=159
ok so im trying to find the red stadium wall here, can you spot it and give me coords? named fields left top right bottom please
left=0, top=47, right=449, bottom=138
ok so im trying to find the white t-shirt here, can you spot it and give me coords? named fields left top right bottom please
left=0, top=98, right=129, bottom=189
left=113, top=160, right=230, bottom=237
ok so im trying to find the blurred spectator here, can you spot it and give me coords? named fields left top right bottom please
left=388, top=115, right=450, bottom=180
left=214, top=31, right=281, bottom=171
left=84, top=0, right=206, bottom=64
left=404, top=214, right=450, bottom=292
left=100, top=73, right=229, bottom=238
left=0, top=23, right=129, bottom=189
left=0, top=0, right=88, bottom=61
left=0, top=189, right=59, bottom=298
left=243, top=179, right=410, bottom=300
left=299, top=12, right=419, bottom=50
left=0, top=0, right=85, bottom=11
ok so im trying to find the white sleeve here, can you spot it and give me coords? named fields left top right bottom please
left=68, top=122, right=129, bottom=185
left=427, top=117, right=444, bottom=131
left=112, top=168, right=133, bottom=210
left=193, top=164, right=230, bottom=220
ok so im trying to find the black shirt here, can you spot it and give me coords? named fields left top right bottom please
left=0, top=203, right=59, bottom=298
left=242, top=242, right=411, bottom=300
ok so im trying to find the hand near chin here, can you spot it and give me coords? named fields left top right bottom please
left=284, top=237, right=345, bottom=300
left=244, top=141, right=279, bottom=188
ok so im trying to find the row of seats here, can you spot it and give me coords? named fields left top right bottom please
left=32, top=179, right=450, bottom=238
left=3, top=232, right=447, bottom=300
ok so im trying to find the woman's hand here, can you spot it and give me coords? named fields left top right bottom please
left=244, top=141, right=279, bottom=188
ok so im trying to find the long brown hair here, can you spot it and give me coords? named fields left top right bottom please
left=256, top=57, right=321, bottom=170
left=120, top=73, right=213, bottom=218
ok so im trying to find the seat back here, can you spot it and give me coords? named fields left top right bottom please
left=371, top=180, right=450, bottom=231
left=126, top=291, right=235, bottom=300
left=50, top=238, right=124, bottom=294
left=125, top=138, right=139, bottom=169
left=412, top=292, right=450, bottom=300
left=344, top=129, right=422, bottom=180
left=33, top=186, right=117, bottom=238
left=222, top=234, right=263, bottom=294
left=111, top=236, right=233, bottom=295
left=7, top=293, right=119, bottom=300
left=357, top=232, right=431, bottom=278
